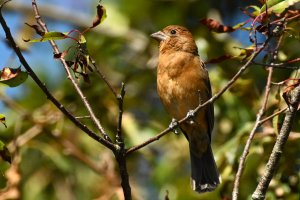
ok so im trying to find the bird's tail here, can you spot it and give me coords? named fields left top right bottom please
left=190, top=145, right=220, bottom=193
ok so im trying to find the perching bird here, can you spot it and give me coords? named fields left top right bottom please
left=151, top=25, right=220, bottom=193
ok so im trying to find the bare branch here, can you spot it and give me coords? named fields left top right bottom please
left=116, top=83, right=126, bottom=146
left=252, top=84, right=300, bottom=200
left=232, top=34, right=284, bottom=200
left=258, top=107, right=288, bottom=125
left=232, top=66, right=273, bottom=200
left=90, top=57, right=118, bottom=98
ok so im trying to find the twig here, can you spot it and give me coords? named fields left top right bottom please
left=7, top=125, right=42, bottom=153
left=31, top=0, right=112, bottom=142
left=116, top=83, right=126, bottom=147
left=259, top=107, right=288, bottom=125
left=232, top=66, right=273, bottom=200
left=126, top=37, right=271, bottom=155
left=252, top=84, right=300, bottom=200
left=232, top=34, right=284, bottom=200
left=0, top=0, right=115, bottom=150
left=90, top=57, right=118, bottom=98
left=252, top=61, right=300, bottom=69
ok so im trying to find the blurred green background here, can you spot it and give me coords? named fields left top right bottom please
left=0, top=0, right=300, bottom=199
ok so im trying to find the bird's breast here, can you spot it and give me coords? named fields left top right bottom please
left=157, top=53, right=208, bottom=120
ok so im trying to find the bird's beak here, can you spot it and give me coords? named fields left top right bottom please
left=151, top=31, right=167, bottom=41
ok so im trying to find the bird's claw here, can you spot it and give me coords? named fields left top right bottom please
left=187, top=110, right=195, bottom=125
left=169, top=118, right=180, bottom=135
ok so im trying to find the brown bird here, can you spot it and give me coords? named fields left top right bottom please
left=151, top=25, right=220, bottom=193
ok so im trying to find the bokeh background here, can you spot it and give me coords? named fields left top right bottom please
left=0, top=0, right=300, bottom=199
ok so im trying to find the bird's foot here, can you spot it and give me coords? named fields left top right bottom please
left=187, top=110, right=195, bottom=125
left=169, top=118, right=180, bottom=135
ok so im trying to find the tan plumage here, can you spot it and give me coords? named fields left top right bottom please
left=151, top=25, right=220, bottom=192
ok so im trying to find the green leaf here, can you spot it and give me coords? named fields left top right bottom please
left=260, top=0, right=300, bottom=14
left=24, top=31, right=67, bottom=43
left=0, top=114, right=6, bottom=128
left=0, top=140, right=11, bottom=163
left=0, top=67, right=28, bottom=87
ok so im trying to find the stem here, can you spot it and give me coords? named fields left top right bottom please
left=116, top=83, right=126, bottom=147
left=233, top=35, right=283, bottom=200
left=115, top=150, right=132, bottom=200
left=252, top=84, right=300, bottom=199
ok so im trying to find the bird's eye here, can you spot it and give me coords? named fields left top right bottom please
left=170, top=29, right=177, bottom=35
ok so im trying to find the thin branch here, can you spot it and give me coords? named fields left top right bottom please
left=0, top=1, right=115, bottom=150
left=232, top=34, right=284, bottom=200
left=252, top=61, right=300, bottom=69
left=258, top=107, right=288, bottom=125
left=126, top=37, right=271, bottom=155
left=31, top=0, right=112, bottom=142
left=232, top=66, right=273, bottom=200
left=90, top=57, right=118, bottom=98
left=252, top=84, right=300, bottom=200
left=116, top=83, right=126, bottom=147
left=115, top=151, right=131, bottom=200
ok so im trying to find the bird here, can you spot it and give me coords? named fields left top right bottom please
left=151, top=25, right=220, bottom=193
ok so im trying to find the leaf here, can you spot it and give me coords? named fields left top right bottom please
left=90, top=3, right=107, bottom=28
left=23, top=31, right=67, bottom=43
left=234, top=46, right=255, bottom=61
left=0, top=67, right=28, bottom=87
left=260, top=0, right=300, bottom=14
left=0, top=114, right=7, bottom=128
left=0, top=140, right=11, bottom=163
left=200, top=18, right=246, bottom=33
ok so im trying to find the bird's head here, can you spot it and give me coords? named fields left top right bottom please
left=151, top=25, right=198, bottom=55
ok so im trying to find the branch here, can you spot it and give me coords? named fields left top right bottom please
left=116, top=83, right=125, bottom=146
left=258, top=107, right=287, bottom=125
left=232, top=34, right=284, bottom=200
left=232, top=65, right=273, bottom=200
left=31, top=0, right=113, bottom=142
left=126, top=37, right=271, bottom=155
left=252, top=61, right=300, bottom=69
left=0, top=1, right=115, bottom=150
left=252, top=84, right=300, bottom=200
left=90, top=57, right=118, bottom=98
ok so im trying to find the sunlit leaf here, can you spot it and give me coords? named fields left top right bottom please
left=0, top=67, right=28, bottom=87
left=0, top=140, right=11, bottom=163
left=260, top=0, right=300, bottom=14
left=0, top=114, right=6, bottom=128
left=240, top=6, right=261, bottom=18
left=24, top=31, right=67, bottom=42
